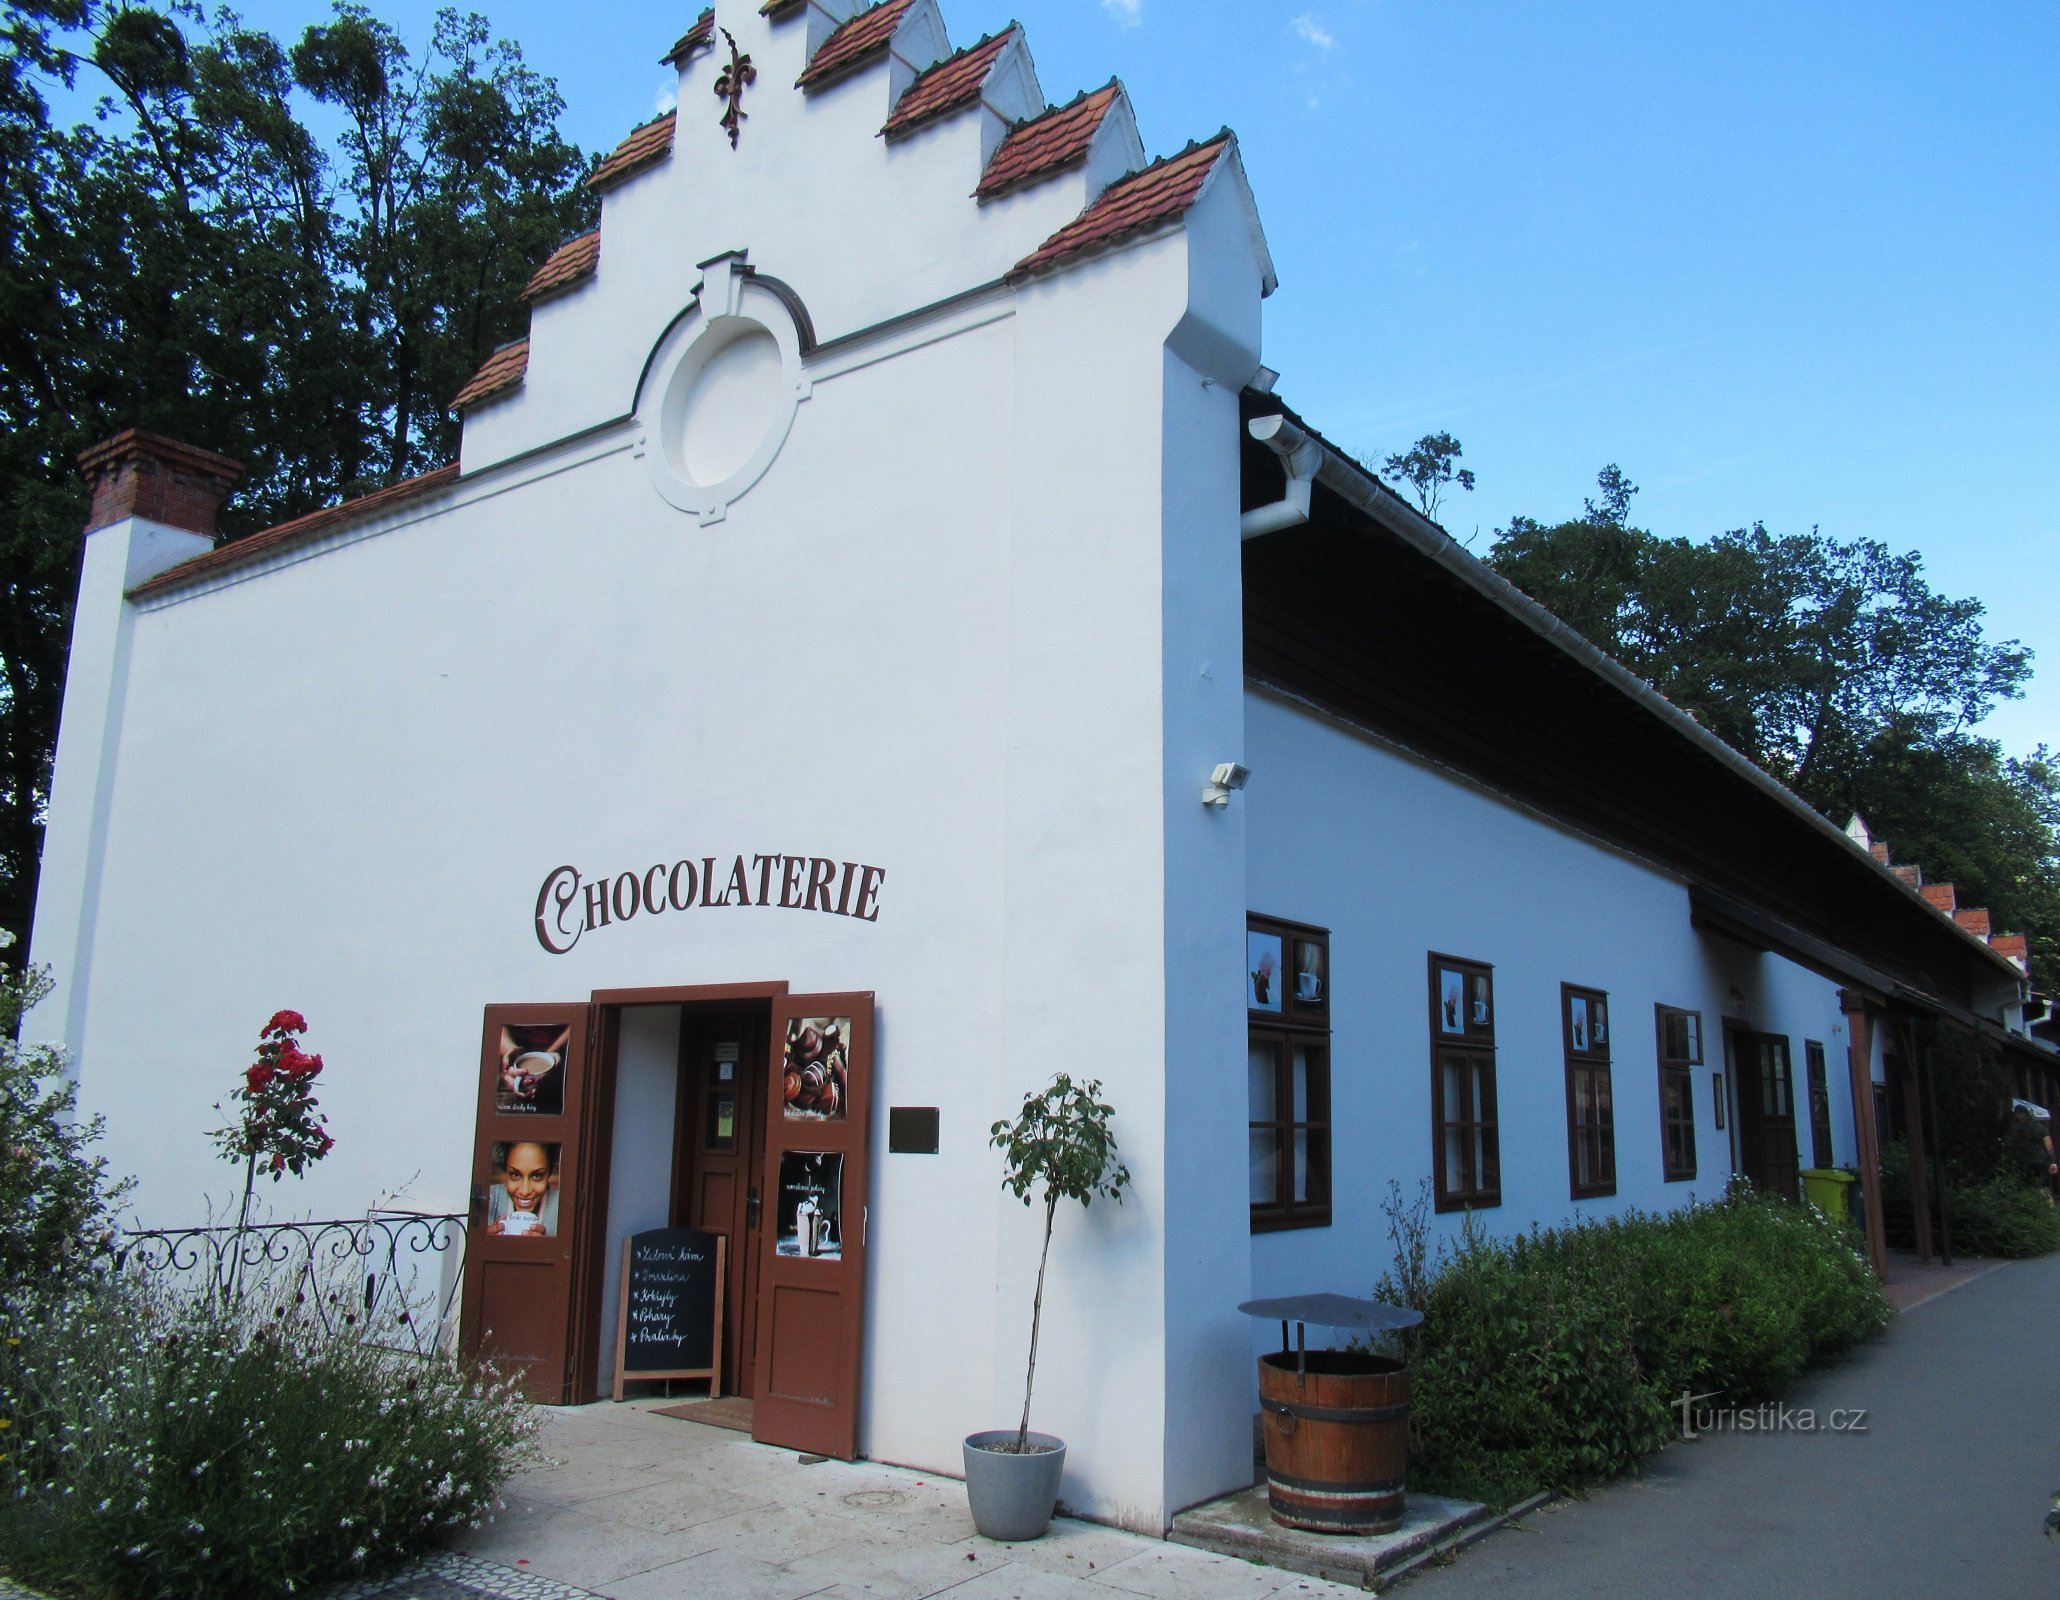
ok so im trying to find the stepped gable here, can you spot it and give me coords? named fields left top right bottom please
left=663, top=8, right=716, bottom=67
left=882, top=26, right=1016, bottom=140
left=1010, top=132, right=1231, bottom=280
left=798, top=0, right=913, bottom=91
left=976, top=82, right=1119, bottom=200
left=129, top=465, right=462, bottom=601
left=588, top=111, right=676, bottom=191
left=451, top=338, right=530, bottom=412
left=523, top=231, right=600, bottom=302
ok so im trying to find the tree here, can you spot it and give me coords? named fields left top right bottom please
left=0, top=0, right=595, bottom=959
left=1489, top=466, right=2054, bottom=988
left=1381, top=431, right=1476, bottom=522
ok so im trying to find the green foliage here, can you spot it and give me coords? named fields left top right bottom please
left=0, top=940, right=128, bottom=1290
left=1878, top=1138, right=2060, bottom=1259
left=1372, top=1181, right=1889, bottom=1508
left=1488, top=477, right=2054, bottom=989
left=1379, top=431, right=1476, bottom=522
left=0, top=0, right=596, bottom=951
left=990, top=1074, right=1131, bottom=1213
left=0, top=1270, right=537, bottom=1598
left=989, top=1075, right=1129, bottom=1450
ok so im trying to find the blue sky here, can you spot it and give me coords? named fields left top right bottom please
left=57, top=0, right=2059, bottom=760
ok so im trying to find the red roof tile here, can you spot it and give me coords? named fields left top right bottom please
left=881, top=27, right=1016, bottom=140
left=523, top=231, right=600, bottom=302
left=663, top=8, right=715, bottom=66
left=976, top=82, right=1119, bottom=201
left=797, top=0, right=912, bottom=91
left=1010, top=133, right=1230, bottom=280
left=450, top=338, right=530, bottom=412
left=129, top=465, right=462, bottom=600
left=1992, top=933, right=2030, bottom=961
left=588, top=111, right=676, bottom=191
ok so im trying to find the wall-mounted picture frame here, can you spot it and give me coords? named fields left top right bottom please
left=1249, top=928, right=1285, bottom=1012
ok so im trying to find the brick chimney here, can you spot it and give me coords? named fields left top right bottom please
left=77, top=429, right=243, bottom=537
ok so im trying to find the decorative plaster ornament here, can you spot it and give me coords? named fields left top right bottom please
left=714, top=29, right=755, bottom=150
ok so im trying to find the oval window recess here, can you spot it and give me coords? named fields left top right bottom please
left=663, top=322, right=782, bottom=489
left=637, top=263, right=811, bottom=526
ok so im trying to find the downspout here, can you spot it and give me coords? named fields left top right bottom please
left=1240, top=415, right=1323, bottom=539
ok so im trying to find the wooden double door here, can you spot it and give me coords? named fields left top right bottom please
left=458, top=985, right=875, bottom=1460
left=1731, top=1029, right=1801, bottom=1200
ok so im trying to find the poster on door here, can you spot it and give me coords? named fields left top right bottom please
left=495, top=1023, right=571, bottom=1116
left=782, top=1016, right=850, bottom=1121
left=776, top=1150, right=843, bottom=1260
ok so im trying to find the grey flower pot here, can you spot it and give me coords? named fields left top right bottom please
left=962, top=1431, right=1067, bottom=1541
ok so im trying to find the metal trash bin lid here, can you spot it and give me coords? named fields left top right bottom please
left=1237, top=1293, right=1422, bottom=1332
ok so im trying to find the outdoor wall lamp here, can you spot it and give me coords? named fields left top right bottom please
left=1203, top=762, right=1250, bottom=808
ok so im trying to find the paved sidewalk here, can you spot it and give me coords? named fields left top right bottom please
left=453, top=1401, right=1368, bottom=1599
left=1396, top=1252, right=2060, bottom=1599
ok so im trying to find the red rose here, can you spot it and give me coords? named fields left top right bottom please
left=263, top=1010, right=308, bottom=1036
left=245, top=1063, right=275, bottom=1092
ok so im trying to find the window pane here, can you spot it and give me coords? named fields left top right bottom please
left=1249, top=1128, right=1279, bottom=1206
left=1292, top=1129, right=1309, bottom=1202
left=1291, top=1048, right=1309, bottom=1122
left=1594, top=1071, right=1612, bottom=1122
left=1249, top=1040, right=1277, bottom=1121
left=1444, top=1125, right=1466, bottom=1189
left=1478, top=1127, right=1499, bottom=1192
left=1442, top=1058, right=1466, bottom=1121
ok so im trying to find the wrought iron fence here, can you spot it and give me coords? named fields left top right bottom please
left=112, top=1212, right=467, bottom=1359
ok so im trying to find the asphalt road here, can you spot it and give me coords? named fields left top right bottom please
left=1401, top=1253, right=2060, bottom=1599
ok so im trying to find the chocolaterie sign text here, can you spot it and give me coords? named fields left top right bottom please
left=536, top=852, right=886, bottom=953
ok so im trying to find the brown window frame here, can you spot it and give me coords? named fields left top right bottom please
left=1248, top=914, right=1331, bottom=1232
left=1429, top=953, right=1501, bottom=1213
left=1563, top=983, right=1617, bottom=1200
left=1655, top=1005, right=1702, bottom=1182
left=1804, top=1039, right=1834, bottom=1169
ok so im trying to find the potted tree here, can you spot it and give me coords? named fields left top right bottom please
left=965, top=1074, right=1131, bottom=1541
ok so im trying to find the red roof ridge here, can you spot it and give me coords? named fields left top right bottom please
left=129, top=464, right=463, bottom=601
left=523, top=231, right=601, bottom=303
left=798, top=0, right=914, bottom=91
left=881, top=25, right=1018, bottom=141
left=1009, top=130, right=1233, bottom=282
left=588, top=110, right=676, bottom=192
left=975, top=80, right=1120, bottom=201
left=662, top=8, right=716, bottom=67
left=450, top=337, right=531, bottom=413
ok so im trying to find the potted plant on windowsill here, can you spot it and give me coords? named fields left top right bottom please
left=965, top=1074, right=1131, bottom=1541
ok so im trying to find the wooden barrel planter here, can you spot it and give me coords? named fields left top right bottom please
left=1257, top=1348, right=1410, bottom=1535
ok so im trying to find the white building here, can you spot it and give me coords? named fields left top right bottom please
left=29, top=0, right=2033, bottom=1534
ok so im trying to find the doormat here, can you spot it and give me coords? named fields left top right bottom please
left=652, top=1396, right=755, bottom=1433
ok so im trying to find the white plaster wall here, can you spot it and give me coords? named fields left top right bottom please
left=595, top=1005, right=682, bottom=1392
left=468, top=1, right=1146, bottom=475
left=1240, top=689, right=1868, bottom=1336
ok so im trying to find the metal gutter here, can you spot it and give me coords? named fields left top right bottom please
left=1280, top=417, right=2025, bottom=988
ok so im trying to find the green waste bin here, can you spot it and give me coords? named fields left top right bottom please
left=1800, top=1168, right=1855, bottom=1222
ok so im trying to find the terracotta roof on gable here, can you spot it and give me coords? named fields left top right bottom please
left=450, top=338, right=530, bottom=412
left=588, top=111, right=676, bottom=191
left=976, top=82, right=1119, bottom=201
left=523, top=231, right=600, bottom=302
left=797, top=0, right=913, bottom=91
left=881, top=27, right=1016, bottom=140
left=1010, top=132, right=1230, bottom=280
left=130, top=464, right=462, bottom=600
left=662, top=8, right=715, bottom=66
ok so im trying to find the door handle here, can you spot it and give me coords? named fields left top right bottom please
left=746, top=1186, right=761, bottom=1229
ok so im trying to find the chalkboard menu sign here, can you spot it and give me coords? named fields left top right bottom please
left=612, top=1228, right=726, bottom=1400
